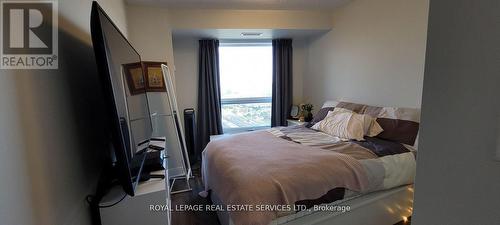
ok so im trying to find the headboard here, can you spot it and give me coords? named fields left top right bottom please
left=321, top=100, right=421, bottom=148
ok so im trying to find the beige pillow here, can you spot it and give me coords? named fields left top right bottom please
left=312, top=108, right=383, bottom=140
left=367, top=119, right=384, bottom=137
left=335, top=107, right=383, bottom=137
left=311, top=110, right=365, bottom=141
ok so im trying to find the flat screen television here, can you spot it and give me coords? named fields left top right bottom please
left=90, top=1, right=152, bottom=198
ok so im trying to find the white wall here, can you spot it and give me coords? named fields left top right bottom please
left=0, top=75, right=34, bottom=225
left=172, top=37, right=199, bottom=122
left=126, top=5, right=174, bottom=66
left=60, top=0, right=128, bottom=43
left=412, top=0, right=500, bottom=224
left=303, top=0, right=429, bottom=109
left=0, top=1, right=128, bottom=225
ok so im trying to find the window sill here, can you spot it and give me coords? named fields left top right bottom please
left=222, top=126, right=270, bottom=134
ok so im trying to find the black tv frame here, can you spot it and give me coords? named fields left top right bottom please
left=89, top=1, right=148, bottom=224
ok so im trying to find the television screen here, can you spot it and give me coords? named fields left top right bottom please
left=91, top=2, right=152, bottom=196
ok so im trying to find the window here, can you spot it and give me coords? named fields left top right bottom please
left=219, top=42, right=272, bottom=132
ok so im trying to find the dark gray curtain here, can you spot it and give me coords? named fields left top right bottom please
left=197, top=40, right=223, bottom=151
left=271, top=39, right=293, bottom=127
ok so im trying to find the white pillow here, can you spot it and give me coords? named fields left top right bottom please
left=311, top=109, right=366, bottom=141
left=312, top=108, right=383, bottom=139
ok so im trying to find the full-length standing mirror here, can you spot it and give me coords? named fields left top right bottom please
left=161, top=64, right=192, bottom=194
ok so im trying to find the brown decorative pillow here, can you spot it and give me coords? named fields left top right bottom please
left=307, top=107, right=335, bottom=128
left=376, top=118, right=420, bottom=145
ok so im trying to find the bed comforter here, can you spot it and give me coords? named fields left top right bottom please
left=201, top=126, right=416, bottom=225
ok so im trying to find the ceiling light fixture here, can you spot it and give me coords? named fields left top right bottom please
left=241, top=32, right=263, bottom=37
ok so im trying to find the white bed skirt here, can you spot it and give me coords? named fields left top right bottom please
left=211, top=185, right=414, bottom=225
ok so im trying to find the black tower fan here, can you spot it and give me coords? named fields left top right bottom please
left=183, top=108, right=198, bottom=164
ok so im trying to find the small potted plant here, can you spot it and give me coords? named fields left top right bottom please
left=301, top=103, right=314, bottom=122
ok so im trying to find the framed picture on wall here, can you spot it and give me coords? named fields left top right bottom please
left=143, top=61, right=167, bottom=92
left=123, top=62, right=146, bottom=95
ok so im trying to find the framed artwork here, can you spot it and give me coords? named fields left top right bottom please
left=123, top=62, right=146, bottom=95
left=143, top=61, right=167, bottom=92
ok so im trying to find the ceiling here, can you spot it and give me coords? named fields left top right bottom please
left=126, top=0, right=351, bottom=10
left=172, top=29, right=330, bottom=40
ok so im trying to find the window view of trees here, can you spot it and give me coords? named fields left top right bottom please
left=221, top=103, right=271, bottom=129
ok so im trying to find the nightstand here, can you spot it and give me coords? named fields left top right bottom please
left=287, top=119, right=306, bottom=126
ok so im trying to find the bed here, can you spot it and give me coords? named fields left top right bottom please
left=200, top=101, right=420, bottom=225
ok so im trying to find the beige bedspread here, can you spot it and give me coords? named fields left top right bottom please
left=201, top=131, right=370, bottom=225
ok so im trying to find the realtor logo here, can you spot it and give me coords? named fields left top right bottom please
left=1, top=1, right=58, bottom=69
